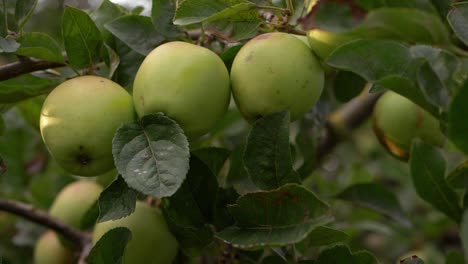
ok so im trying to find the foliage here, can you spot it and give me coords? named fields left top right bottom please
left=0, top=0, right=467, bottom=263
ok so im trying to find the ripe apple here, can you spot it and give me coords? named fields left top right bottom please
left=40, top=75, right=135, bottom=176
left=373, top=91, right=444, bottom=160
left=49, top=180, right=103, bottom=229
left=133, top=41, right=231, bottom=138
left=92, top=201, right=178, bottom=264
left=230, top=32, right=324, bottom=122
left=34, top=231, right=75, bottom=264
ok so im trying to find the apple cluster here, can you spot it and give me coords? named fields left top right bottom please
left=39, top=32, right=325, bottom=178
left=36, top=32, right=325, bottom=263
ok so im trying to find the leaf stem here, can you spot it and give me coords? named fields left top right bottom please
left=448, top=44, right=468, bottom=58
left=257, top=5, right=288, bottom=12
left=286, top=0, right=294, bottom=16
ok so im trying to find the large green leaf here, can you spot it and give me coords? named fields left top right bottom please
left=16, top=32, right=64, bottom=62
left=354, top=8, right=450, bottom=45
left=97, top=175, right=137, bottom=222
left=448, top=2, right=468, bottom=46
left=216, top=184, right=331, bottom=248
left=112, top=113, right=190, bottom=198
left=244, top=112, right=300, bottom=190
left=0, top=74, right=58, bottom=104
left=448, top=81, right=468, bottom=155
left=299, top=226, right=349, bottom=248
left=15, top=0, right=37, bottom=30
left=105, top=15, right=164, bottom=56
left=336, top=183, right=410, bottom=226
left=173, top=0, right=256, bottom=25
left=409, top=140, right=462, bottom=222
left=327, top=39, right=439, bottom=117
left=87, top=227, right=131, bottom=264
left=161, top=155, right=218, bottom=256
left=151, top=0, right=182, bottom=39
left=62, top=6, right=103, bottom=69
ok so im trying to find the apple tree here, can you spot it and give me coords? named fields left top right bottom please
left=0, top=0, right=468, bottom=263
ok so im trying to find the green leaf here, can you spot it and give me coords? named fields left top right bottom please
left=327, top=39, right=444, bottom=117
left=87, top=227, right=131, bottom=264
left=0, top=74, right=58, bottom=104
left=226, top=145, right=258, bottom=195
left=409, top=140, right=462, bottom=222
left=220, top=44, right=243, bottom=72
left=97, top=175, right=137, bottom=222
left=192, top=147, right=230, bottom=185
left=91, top=0, right=126, bottom=32
left=410, top=45, right=461, bottom=95
left=333, top=71, right=366, bottom=102
left=448, top=2, right=468, bottom=46
left=103, top=44, right=120, bottom=79
left=315, top=245, right=378, bottom=264
left=300, top=226, right=349, bottom=247
left=111, top=38, right=145, bottom=88
left=15, top=95, right=45, bottom=131
left=112, top=113, right=190, bottom=198
left=161, top=155, right=218, bottom=256
left=216, top=184, right=331, bottom=249
left=354, top=8, right=450, bottom=45
left=16, top=32, right=64, bottom=62
left=327, top=39, right=413, bottom=82
left=80, top=200, right=100, bottom=229
left=296, top=118, right=318, bottom=179
left=336, top=183, right=410, bottom=226
left=373, top=75, right=439, bottom=117
left=448, top=81, right=468, bottom=155
left=15, top=0, right=37, bottom=30
left=447, top=160, right=468, bottom=189
left=151, top=0, right=182, bottom=39
left=62, top=6, right=103, bottom=69
left=105, top=15, right=164, bottom=56
left=173, top=0, right=256, bottom=25
left=244, top=112, right=300, bottom=190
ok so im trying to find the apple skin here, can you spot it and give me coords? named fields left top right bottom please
left=34, top=231, right=75, bottom=264
left=40, top=75, right=135, bottom=176
left=133, top=41, right=231, bottom=138
left=230, top=32, right=324, bottom=122
left=92, top=201, right=178, bottom=264
left=373, top=91, right=444, bottom=160
left=49, top=180, right=103, bottom=229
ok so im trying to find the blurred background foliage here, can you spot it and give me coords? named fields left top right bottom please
left=0, top=0, right=465, bottom=263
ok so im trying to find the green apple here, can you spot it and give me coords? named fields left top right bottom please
left=230, top=32, right=324, bottom=122
left=133, top=41, right=231, bottom=138
left=49, top=180, right=103, bottom=229
left=373, top=91, right=444, bottom=160
left=40, top=75, right=135, bottom=176
left=34, top=231, right=75, bottom=264
left=307, top=29, right=357, bottom=60
left=92, top=201, right=178, bottom=264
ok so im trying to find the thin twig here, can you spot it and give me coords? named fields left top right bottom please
left=0, top=198, right=90, bottom=247
left=0, top=58, right=65, bottom=82
left=315, top=90, right=383, bottom=162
